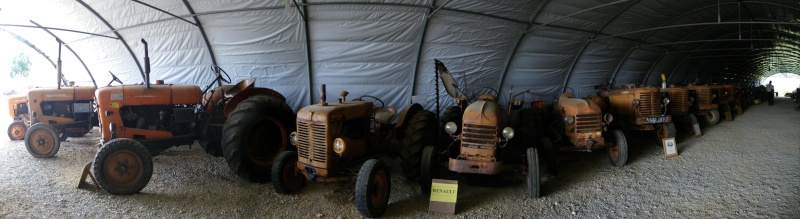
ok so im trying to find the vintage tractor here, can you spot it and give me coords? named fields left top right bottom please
left=547, top=91, right=628, bottom=171
left=6, top=95, right=28, bottom=140
left=661, top=86, right=702, bottom=137
left=420, top=60, right=544, bottom=199
left=271, top=84, right=436, bottom=217
left=722, top=85, right=743, bottom=116
left=81, top=39, right=296, bottom=195
left=603, top=85, right=676, bottom=146
left=710, top=85, right=734, bottom=121
left=22, top=41, right=100, bottom=158
left=686, top=85, right=720, bottom=126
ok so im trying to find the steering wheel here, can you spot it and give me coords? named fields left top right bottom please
left=356, top=95, right=385, bottom=109
left=211, top=65, right=232, bottom=84
left=108, top=71, right=123, bottom=86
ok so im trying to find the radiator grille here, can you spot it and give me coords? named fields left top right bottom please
left=462, top=124, right=497, bottom=148
left=638, top=92, right=660, bottom=116
left=668, top=90, right=688, bottom=114
left=575, top=114, right=602, bottom=133
left=296, top=121, right=327, bottom=164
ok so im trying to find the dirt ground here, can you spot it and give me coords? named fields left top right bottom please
left=1, top=97, right=798, bottom=218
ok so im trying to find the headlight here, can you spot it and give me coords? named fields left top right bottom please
left=689, top=96, right=695, bottom=102
left=603, top=113, right=613, bottom=123
left=502, top=127, right=514, bottom=140
left=724, top=91, right=728, bottom=96
left=445, top=122, right=458, bottom=134
left=333, top=138, right=346, bottom=154
left=632, top=99, right=640, bottom=106
left=663, top=98, right=670, bottom=105
left=289, top=132, right=298, bottom=146
left=109, top=122, right=117, bottom=132
left=564, top=116, right=575, bottom=125
left=712, top=94, right=717, bottom=98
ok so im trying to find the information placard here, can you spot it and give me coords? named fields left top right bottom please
left=428, top=179, right=458, bottom=214
left=663, top=137, right=678, bottom=158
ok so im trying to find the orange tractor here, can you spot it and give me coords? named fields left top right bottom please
left=6, top=95, right=28, bottom=140
left=21, top=41, right=102, bottom=158
left=81, top=39, right=296, bottom=195
left=710, top=85, right=734, bottom=121
left=601, top=85, right=676, bottom=146
left=422, top=60, right=545, bottom=198
left=271, top=85, right=436, bottom=217
left=661, top=86, right=702, bottom=137
left=546, top=90, right=628, bottom=171
left=686, top=84, right=720, bottom=126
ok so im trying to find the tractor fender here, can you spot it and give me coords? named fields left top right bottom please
left=222, top=88, right=287, bottom=117
left=393, top=103, right=423, bottom=129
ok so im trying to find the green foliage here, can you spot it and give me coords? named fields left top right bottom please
left=9, top=53, right=31, bottom=78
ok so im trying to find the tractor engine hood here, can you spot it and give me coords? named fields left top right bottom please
left=560, top=95, right=602, bottom=116
left=297, top=101, right=373, bottom=123
left=28, top=86, right=97, bottom=102
left=95, top=84, right=201, bottom=106
left=463, top=100, right=500, bottom=127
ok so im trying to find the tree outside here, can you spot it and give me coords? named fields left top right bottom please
left=9, top=52, right=31, bottom=78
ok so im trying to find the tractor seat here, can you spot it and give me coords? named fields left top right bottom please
left=374, top=108, right=397, bottom=125
left=224, top=77, right=257, bottom=98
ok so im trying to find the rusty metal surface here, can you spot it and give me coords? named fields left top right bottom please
left=448, top=158, right=502, bottom=175
left=663, top=88, right=689, bottom=114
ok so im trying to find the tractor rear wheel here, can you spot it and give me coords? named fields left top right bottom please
left=704, top=109, right=720, bottom=125
left=24, top=123, right=60, bottom=158
left=525, top=147, right=540, bottom=198
left=400, top=110, right=437, bottom=180
left=271, top=151, right=306, bottom=194
left=419, top=145, right=436, bottom=194
left=654, top=122, right=676, bottom=146
left=356, top=159, right=391, bottom=218
left=7, top=121, right=26, bottom=140
left=92, top=138, right=153, bottom=195
left=222, top=95, right=296, bottom=183
left=608, top=129, right=628, bottom=167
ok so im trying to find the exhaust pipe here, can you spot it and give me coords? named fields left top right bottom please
left=57, top=39, right=63, bottom=89
left=320, top=84, right=327, bottom=106
left=141, top=39, right=151, bottom=89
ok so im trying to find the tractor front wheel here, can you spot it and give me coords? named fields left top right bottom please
left=608, top=129, right=628, bottom=167
left=525, top=147, right=540, bottom=198
left=24, top=123, right=60, bottom=158
left=92, top=138, right=153, bottom=195
left=271, top=151, right=306, bottom=194
left=654, top=122, right=677, bottom=146
left=419, top=145, right=436, bottom=194
left=7, top=121, right=27, bottom=140
left=704, top=109, right=720, bottom=125
left=356, top=159, right=391, bottom=218
left=222, top=95, right=296, bottom=183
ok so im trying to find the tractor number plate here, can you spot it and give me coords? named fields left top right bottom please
left=646, top=116, right=668, bottom=124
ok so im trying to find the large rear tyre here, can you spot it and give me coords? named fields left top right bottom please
left=92, top=138, right=153, bottom=195
left=222, top=95, right=296, bottom=183
left=608, top=129, right=628, bottom=167
left=7, top=121, right=27, bottom=140
left=525, top=147, right=540, bottom=198
left=704, top=109, right=720, bottom=125
left=400, top=110, right=437, bottom=180
left=271, top=151, right=306, bottom=194
left=419, top=145, right=436, bottom=194
left=24, top=123, right=60, bottom=158
left=356, top=159, right=391, bottom=218
left=654, top=122, right=677, bottom=146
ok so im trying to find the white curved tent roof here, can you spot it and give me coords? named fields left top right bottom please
left=1, top=0, right=798, bottom=110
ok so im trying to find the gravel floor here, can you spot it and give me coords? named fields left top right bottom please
left=1, top=98, right=798, bottom=218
